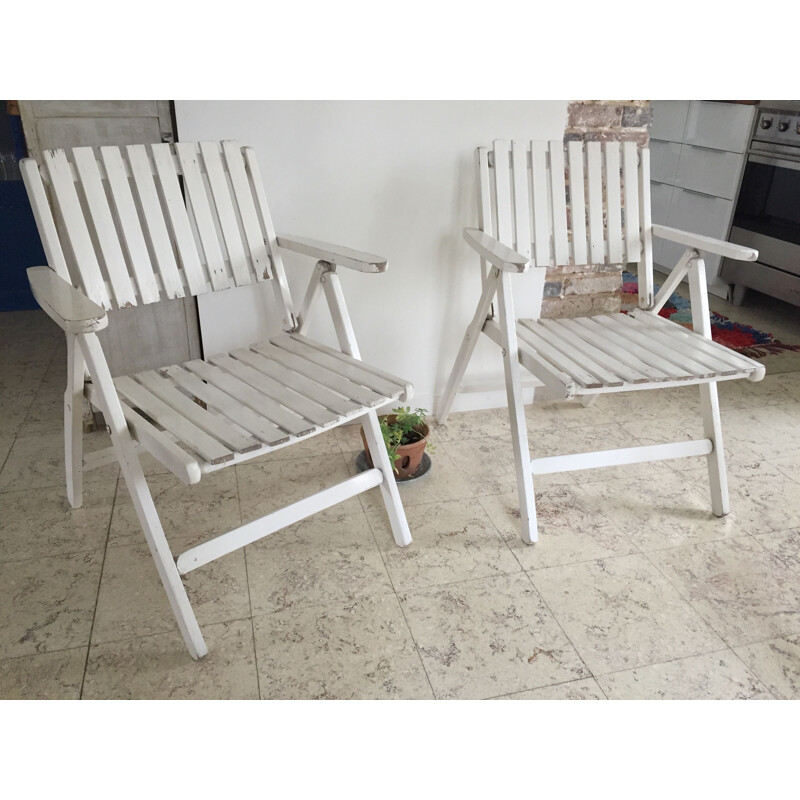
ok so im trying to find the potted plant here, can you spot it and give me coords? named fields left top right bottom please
left=361, top=406, right=434, bottom=479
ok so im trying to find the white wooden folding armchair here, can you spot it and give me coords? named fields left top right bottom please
left=436, top=139, right=765, bottom=544
left=21, top=141, right=413, bottom=659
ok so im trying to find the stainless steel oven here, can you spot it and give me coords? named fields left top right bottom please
left=721, top=102, right=800, bottom=306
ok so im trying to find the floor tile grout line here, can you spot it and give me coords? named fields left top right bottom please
left=78, top=473, right=120, bottom=700
left=640, top=544, right=757, bottom=653
left=0, top=432, right=17, bottom=478
left=725, top=647, right=779, bottom=700
left=473, top=486, right=598, bottom=687
left=748, top=529, right=800, bottom=577
left=517, top=567, right=596, bottom=684
left=361, top=499, right=438, bottom=700
left=0, top=643, right=89, bottom=666
left=86, top=614, right=257, bottom=651
left=485, top=675, right=607, bottom=701
left=234, top=464, right=262, bottom=700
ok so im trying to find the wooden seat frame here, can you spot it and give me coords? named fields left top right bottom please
left=22, top=141, right=413, bottom=659
left=436, top=139, right=765, bottom=544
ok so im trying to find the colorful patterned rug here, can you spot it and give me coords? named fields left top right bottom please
left=621, top=271, right=800, bottom=359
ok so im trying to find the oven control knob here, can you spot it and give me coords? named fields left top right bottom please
left=760, top=117, right=773, bottom=129
left=778, top=120, right=790, bottom=132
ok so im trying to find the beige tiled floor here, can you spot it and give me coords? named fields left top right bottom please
left=2, top=287, right=800, bottom=700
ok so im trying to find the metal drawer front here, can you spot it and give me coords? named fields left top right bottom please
left=675, top=145, right=743, bottom=200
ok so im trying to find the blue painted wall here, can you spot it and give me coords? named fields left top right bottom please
left=1, top=103, right=45, bottom=311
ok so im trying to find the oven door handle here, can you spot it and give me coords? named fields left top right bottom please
left=748, top=153, right=800, bottom=172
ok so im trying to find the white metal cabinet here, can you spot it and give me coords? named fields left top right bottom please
left=650, top=100, right=690, bottom=142
left=674, top=145, right=744, bottom=200
left=664, top=188, right=735, bottom=275
left=649, top=101, right=755, bottom=299
left=650, top=140, right=681, bottom=184
left=650, top=180, right=674, bottom=267
left=683, top=101, right=753, bottom=153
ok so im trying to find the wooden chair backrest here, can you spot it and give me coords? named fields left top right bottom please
left=479, top=139, right=654, bottom=308
left=21, top=140, right=295, bottom=321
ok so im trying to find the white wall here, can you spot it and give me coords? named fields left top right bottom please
left=175, top=101, right=568, bottom=413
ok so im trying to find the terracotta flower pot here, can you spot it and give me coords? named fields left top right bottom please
left=361, top=414, right=430, bottom=479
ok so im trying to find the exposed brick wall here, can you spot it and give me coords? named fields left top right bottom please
left=540, top=100, right=651, bottom=319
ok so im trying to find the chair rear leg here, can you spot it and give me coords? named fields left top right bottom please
left=361, top=408, right=412, bottom=547
left=700, top=382, right=729, bottom=517
left=496, top=272, right=538, bottom=544
left=436, top=270, right=500, bottom=424
left=65, top=335, right=84, bottom=509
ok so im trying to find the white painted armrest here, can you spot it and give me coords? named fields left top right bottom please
left=652, top=225, right=758, bottom=262
left=463, top=228, right=532, bottom=273
left=276, top=234, right=387, bottom=273
left=27, top=266, right=108, bottom=334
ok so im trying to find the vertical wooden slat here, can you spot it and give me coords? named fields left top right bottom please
left=43, top=150, right=112, bottom=308
left=221, top=140, right=272, bottom=282
left=604, top=142, right=623, bottom=264
left=567, top=141, right=588, bottom=265
left=476, top=147, right=493, bottom=236
left=100, top=146, right=161, bottom=304
left=20, top=158, right=71, bottom=283
left=72, top=147, right=137, bottom=307
left=242, top=147, right=295, bottom=330
left=548, top=140, right=569, bottom=265
left=638, top=146, right=654, bottom=308
left=511, top=141, right=531, bottom=259
left=623, top=141, right=641, bottom=264
left=150, top=143, right=208, bottom=296
left=175, top=142, right=230, bottom=292
left=493, top=140, right=513, bottom=246
left=476, top=146, right=492, bottom=288
left=199, top=141, right=251, bottom=287
left=587, top=141, right=604, bottom=263
left=530, top=140, right=550, bottom=267
left=126, top=145, right=185, bottom=300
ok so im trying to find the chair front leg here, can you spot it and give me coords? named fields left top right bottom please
left=496, top=270, right=538, bottom=544
left=688, top=255, right=730, bottom=516
left=77, top=332, right=208, bottom=659
left=65, top=333, right=85, bottom=508
left=360, top=408, right=412, bottom=547
left=320, top=269, right=412, bottom=546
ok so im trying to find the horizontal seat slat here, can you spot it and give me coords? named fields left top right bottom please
left=134, top=370, right=263, bottom=453
left=114, top=376, right=234, bottom=465
left=209, top=353, right=339, bottom=428
left=537, top=318, right=652, bottom=384
left=514, top=311, right=761, bottom=396
left=631, top=311, right=763, bottom=373
left=281, top=333, right=412, bottom=398
left=591, top=314, right=711, bottom=379
left=183, top=358, right=316, bottom=438
left=161, top=364, right=290, bottom=447
left=603, top=314, right=717, bottom=378
left=564, top=317, right=674, bottom=383
left=251, top=341, right=388, bottom=408
left=617, top=313, right=739, bottom=377
left=516, top=322, right=605, bottom=389
left=105, top=329, right=413, bottom=481
left=231, top=347, right=361, bottom=417
left=523, top=319, right=626, bottom=387
left=572, top=316, right=694, bottom=380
